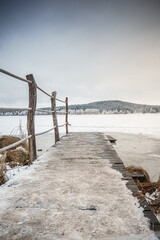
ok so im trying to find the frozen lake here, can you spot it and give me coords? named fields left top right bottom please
left=1, top=113, right=160, bottom=182
left=0, top=113, right=160, bottom=138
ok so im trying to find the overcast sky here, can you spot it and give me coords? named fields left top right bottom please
left=0, top=0, right=160, bottom=107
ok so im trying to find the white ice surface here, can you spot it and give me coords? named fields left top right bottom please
left=0, top=113, right=160, bottom=138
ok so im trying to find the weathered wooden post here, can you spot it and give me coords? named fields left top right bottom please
left=26, top=74, right=37, bottom=162
left=65, top=97, right=68, bottom=134
left=51, top=91, right=59, bottom=142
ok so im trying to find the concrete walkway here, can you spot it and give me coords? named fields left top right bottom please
left=0, top=133, right=157, bottom=240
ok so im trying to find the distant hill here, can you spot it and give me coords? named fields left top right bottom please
left=64, top=100, right=160, bottom=114
left=1, top=100, right=160, bottom=116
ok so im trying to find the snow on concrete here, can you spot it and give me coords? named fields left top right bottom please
left=0, top=133, right=158, bottom=239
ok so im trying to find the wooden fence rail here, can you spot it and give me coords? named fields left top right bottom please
left=0, top=68, right=69, bottom=162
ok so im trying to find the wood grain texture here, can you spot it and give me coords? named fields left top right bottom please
left=51, top=91, right=59, bottom=142
left=26, top=74, right=37, bottom=162
left=65, top=97, right=68, bottom=134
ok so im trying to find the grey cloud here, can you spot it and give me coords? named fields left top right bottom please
left=0, top=0, right=160, bottom=106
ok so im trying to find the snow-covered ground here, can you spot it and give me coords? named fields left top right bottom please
left=0, top=113, right=160, bottom=138
left=69, top=113, right=160, bottom=138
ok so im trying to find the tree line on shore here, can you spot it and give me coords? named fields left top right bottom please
left=1, top=100, right=160, bottom=116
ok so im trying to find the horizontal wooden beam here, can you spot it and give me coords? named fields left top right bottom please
left=0, top=135, right=32, bottom=153
left=36, top=109, right=55, bottom=113
left=58, top=123, right=67, bottom=128
left=35, top=127, right=56, bottom=137
left=56, top=98, right=66, bottom=104
left=0, top=107, right=32, bottom=111
left=0, top=68, right=32, bottom=84
left=57, top=111, right=67, bottom=114
left=37, top=86, right=52, bottom=98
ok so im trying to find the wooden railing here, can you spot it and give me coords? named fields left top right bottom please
left=0, top=68, right=69, bottom=162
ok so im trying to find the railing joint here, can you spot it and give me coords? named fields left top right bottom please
left=0, top=68, right=70, bottom=161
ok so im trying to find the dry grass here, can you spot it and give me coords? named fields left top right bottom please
left=0, top=135, right=29, bottom=186
left=126, top=165, right=150, bottom=182
left=4, top=149, right=29, bottom=168
left=0, top=135, right=28, bottom=152
left=127, top=165, right=160, bottom=216
left=136, top=180, right=160, bottom=195
left=0, top=153, right=7, bottom=185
